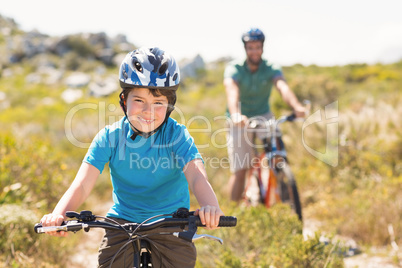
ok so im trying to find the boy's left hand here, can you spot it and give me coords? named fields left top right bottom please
left=194, top=205, right=224, bottom=230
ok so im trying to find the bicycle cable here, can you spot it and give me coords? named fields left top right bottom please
left=132, top=213, right=173, bottom=235
left=107, top=213, right=172, bottom=268
left=94, top=215, right=133, bottom=238
left=110, top=235, right=163, bottom=268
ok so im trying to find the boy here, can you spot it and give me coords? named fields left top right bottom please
left=41, top=47, right=223, bottom=267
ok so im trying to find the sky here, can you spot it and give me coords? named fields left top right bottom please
left=1, top=0, right=402, bottom=66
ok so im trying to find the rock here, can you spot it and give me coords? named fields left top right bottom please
left=87, top=32, right=111, bottom=50
left=88, top=76, right=119, bottom=97
left=113, top=53, right=127, bottom=67
left=64, top=72, right=91, bottom=88
left=48, top=36, right=66, bottom=56
left=41, top=97, right=55, bottom=106
left=0, top=91, right=10, bottom=110
left=25, top=73, right=42, bottom=84
left=24, top=66, right=63, bottom=85
left=96, top=48, right=115, bottom=66
left=40, top=67, right=63, bottom=85
left=1, top=68, right=13, bottom=77
left=0, top=17, right=135, bottom=68
left=0, top=91, right=6, bottom=101
left=61, top=88, right=83, bottom=103
left=180, top=54, right=205, bottom=79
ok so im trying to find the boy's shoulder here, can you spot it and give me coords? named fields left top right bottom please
left=95, top=118, right=128, bottom=142
left=164, top=117, right=187, bottom=133
left=103, top=117, right=126, bottom=133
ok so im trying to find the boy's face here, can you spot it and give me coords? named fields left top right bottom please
left=126, top=88, right=169, bottom=133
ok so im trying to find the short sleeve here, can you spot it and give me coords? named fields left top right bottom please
left=271, top=63, right=284, bottom=81
left=171, top=124, right=203, bottom=170
left=224, top=62, right=239, bottom=81
left=83, top=127, right=112, bottom=173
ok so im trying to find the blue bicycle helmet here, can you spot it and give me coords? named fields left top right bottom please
left=242, top=28, right=265, bottom=44
left=118, top=47, right=180, bottom=140
left=119, top=47, right=180, bottom=90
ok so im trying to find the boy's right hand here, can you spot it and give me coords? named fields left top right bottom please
left=40, top=213, right=68, bottom=237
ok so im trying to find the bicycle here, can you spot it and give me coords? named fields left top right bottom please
left=34, top=208, right=237, bottom=267
left=243, top=110, right=308, bottom=221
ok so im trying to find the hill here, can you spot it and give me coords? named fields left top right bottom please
left=1, top=13, right=401, bottom=267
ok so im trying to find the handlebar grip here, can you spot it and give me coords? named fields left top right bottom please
left=286, top=114, right=296, bottom=122
left=34, top=223, right=43, bottom=233
left=218, top=216, right=237, bottom=227
left=34, top=221, right=81, bottom=233
left=195, top=216, right=237, bottom=227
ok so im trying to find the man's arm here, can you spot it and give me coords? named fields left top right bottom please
left=224, top=77, right=247, bottom=125
left=274, top=77, right=305, bottom=117
left=224, top=77, right=240, bottom=115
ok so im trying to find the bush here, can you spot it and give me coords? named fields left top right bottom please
left=196, top=205, right=344, bottom=268
left=0, top=204, right=78, bottom=267
left=0, top=132, right=73, bottom=210
left=1, top=56, right=401, bottom=266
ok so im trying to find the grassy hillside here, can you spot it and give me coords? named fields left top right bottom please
left=1, top=57, right=401, bottom=267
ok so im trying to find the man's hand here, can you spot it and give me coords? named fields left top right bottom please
left=293, top=105, right=306, bottom=118
left=230, top=113, right=248, bottom=127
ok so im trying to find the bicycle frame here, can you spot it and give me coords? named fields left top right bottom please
left=246, top=115, right=294, bottom=208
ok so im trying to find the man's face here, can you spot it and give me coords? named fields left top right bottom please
left=245, top=41, right=263, bottom=65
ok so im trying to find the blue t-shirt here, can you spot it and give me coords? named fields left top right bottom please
left=83, top=117, right=202, bottom=223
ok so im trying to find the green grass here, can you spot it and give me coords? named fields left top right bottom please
left=1, top=60, right=401, bottom=266
left=196, top=204, right=344, bottom=268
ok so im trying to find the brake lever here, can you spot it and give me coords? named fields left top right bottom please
left=173, top=231, right=223, bottom=245
left=192, top=233, right=223, bottom=245
left=173, top=215, right=198, bottom=242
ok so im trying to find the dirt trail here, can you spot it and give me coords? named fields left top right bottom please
left=68, top=201, right=113, bottom=268
left=303, top=218, right=402, bottom=268
left=69, top=228, right=104, bottom=268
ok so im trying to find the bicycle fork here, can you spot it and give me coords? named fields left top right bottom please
left=264, top=166, right=281, bottom=208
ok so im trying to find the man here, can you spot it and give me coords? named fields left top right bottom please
left=224, top=28, right=306, bottom=202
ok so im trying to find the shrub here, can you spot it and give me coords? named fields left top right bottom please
left=0, top=204, right=78, bottom=267
left=196, top=205, right=344, bottom=268
left=0, top=132, right=74, bottom=209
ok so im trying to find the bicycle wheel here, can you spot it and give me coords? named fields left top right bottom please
left=259, top=155, right=280, bottom=208
left=275, top=161, right=302, bottom=221
left=244, top=153, right=270, bottom=206
left=244, top=168, right=263, bottom=206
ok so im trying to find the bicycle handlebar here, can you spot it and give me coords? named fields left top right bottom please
left=248, top=99, right=311, bottom=128
left=34, top=208, right=236, bottom=266
left=34, top=211, right=237, bottom=234
left=285, top=113, right=297, bottom=122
